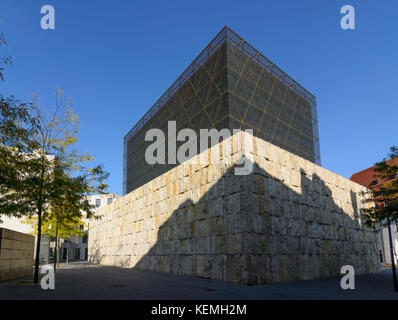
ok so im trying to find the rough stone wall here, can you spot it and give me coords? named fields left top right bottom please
left=244, top=134, right=380, bottom=283
left=88, top=132, right=380, bottom=284
left=0, top=228, right=35, bottom=281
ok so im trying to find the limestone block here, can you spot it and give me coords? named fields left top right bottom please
left=228, top=193, right=240, bottom=215
left=195, top=237, right=211, bottom=254
left=214, top=235, right=226, bottom=254
left=196, top=255, right=212, bottom=279
left=211, top=255, right=227, bottom=281
left=225, top=255, right=241, bottom=283
left=226, top=233, right=242, bottom=254
left=225, top=214, right=238, bottom=234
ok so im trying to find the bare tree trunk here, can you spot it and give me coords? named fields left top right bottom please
left=33, top=207, right=42, bottom=284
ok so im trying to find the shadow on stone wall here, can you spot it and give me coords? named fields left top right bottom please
left=89, top=239, right=105, bottom=265
left=91, top=160, right=379, bottom=285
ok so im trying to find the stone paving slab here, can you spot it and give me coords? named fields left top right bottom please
left=0, top=263, right=397, bottom=300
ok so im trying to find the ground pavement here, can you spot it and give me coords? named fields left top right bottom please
left=0, top=262, right=397, bottom=300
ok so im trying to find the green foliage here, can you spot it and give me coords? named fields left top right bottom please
left=0, top=33, right=108, bottom=281
left=0, top=95, right=38, bottom=151
left=22, top=215, right=87, bottom=240
left=0, top=89, right=109, bottom=220
left=360, top=146, right=398, bottom=228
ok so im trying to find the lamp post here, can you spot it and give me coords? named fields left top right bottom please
left=54, top=219, right=58, bottom=272
left=384, top=199, right=398, bottom=292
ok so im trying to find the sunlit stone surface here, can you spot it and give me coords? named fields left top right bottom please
left=89, top=132, right=380, bottom=285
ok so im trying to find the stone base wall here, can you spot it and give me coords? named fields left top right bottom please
left=88, top=132, right=380, bottom=284
left=243, top=135, right=380, bottom=283
left=0, top=228, right=34, bottom=282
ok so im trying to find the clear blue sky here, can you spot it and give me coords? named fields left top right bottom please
left=1, top=0, right=397, bottom=195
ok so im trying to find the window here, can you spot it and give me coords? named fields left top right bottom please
left=82, top=235, right=88, bottom=244
left=107, top=198, right=113, bottom=205
left=95, top=199, right=101, bottom=208
left=370, top=180, right=378, bottom=186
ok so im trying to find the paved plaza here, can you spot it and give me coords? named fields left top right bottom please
left=0, top=262, right=397, bottom=300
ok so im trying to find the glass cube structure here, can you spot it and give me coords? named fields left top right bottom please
left=123, top=27, right=320, bottom=194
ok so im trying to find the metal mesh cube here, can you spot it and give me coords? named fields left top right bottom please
left=123, top=27, right=320, bottom=194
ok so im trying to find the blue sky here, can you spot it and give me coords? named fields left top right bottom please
left=0, top=0, right=397, bottom=195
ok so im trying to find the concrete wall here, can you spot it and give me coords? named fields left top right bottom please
left=0, top=228, right=34, bottom=281
left=0, top=215, right=50, bottom=264
left=89, top=132, right=380, bottom=284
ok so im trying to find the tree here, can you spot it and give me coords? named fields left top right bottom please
left=22, top=211, right=87, bottom=268
left=360, top=146, right=398, bottom=227
left=360, top=146, right=398, bottom=291
left=0, top=89, right=109, bottom=283
left=1, top=33, right=37, bottom=160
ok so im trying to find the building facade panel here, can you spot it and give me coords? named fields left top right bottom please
left=124, top=43, right=229, bottom=193
left=226, top=43, right=317, bottom=163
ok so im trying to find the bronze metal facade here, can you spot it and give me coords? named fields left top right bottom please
left=123, top=27, right=320, bottom=194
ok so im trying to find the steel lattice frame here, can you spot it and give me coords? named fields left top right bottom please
left=123, top=26, right=320, bottom=194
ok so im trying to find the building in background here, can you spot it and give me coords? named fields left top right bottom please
left=1, top=193, right=120, bottom=264
left=123, top=26, right=320, bottom=194
left=58, top=193, right=120, bottom=262
left=350, top=157, right=398, bottom=265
